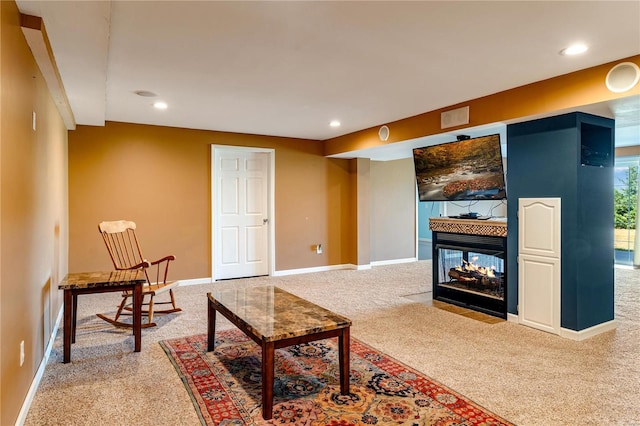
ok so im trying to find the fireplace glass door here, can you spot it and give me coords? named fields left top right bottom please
left=437, top=247, right=505, bottom=301
left=432, top=231, right=507, bottom=318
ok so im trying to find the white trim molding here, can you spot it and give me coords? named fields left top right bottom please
left=371, top=257, right=417, bottom=267
left=506, top=314, right=617, bottom=341
left=199, top=258, right=420, bottom=279
left=560, top=320, right=617, bottom=341
left=16, top=307, right=63, bottom=426
left=178, top=277, right=213, bottom=286
left=274, top=264, right=359, bottom=277
left=353, top=264, right=373, bottom=271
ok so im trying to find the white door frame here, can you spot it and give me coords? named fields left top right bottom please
left=211, top=145, right=275, bottom=280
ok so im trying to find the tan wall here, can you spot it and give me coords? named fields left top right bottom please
left=325, top=55, right=640, bottom=156
left=0, top=1, right=69, bottom=423
left=68, top=122, right=354, bottom=278
left=1, top=2, right=4, bottom=419
left=354, top=158, right=371, bottom=266
left=370, top=159, right=416, bottom=262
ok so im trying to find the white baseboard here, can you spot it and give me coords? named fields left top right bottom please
left=351, top=264, right=372, bottom=271
left=506, top=314, right=617, bottom=341
left=16, top=306, right=63, bottom=426
left=275, top=258, right=418, bottom=276
left=274, top=263, right=359, bottom=276
left=188, top=259, right=419, bottom=281
left=560, top=320, right=617, bottom=341
left=178, top=277, right=213, bottom=286
left=371, top=257, right=417, bottom=267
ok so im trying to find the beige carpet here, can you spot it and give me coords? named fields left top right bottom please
left=25, top=261, right=640, bottom=425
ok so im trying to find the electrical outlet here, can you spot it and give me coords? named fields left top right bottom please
left=316, top=244, right=323, bottom=254
left=20, top=341, right=25, bottom=367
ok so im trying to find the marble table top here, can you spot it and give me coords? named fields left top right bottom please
left=209, top=285, right=351, bottom=342
left=59, top=270, right=146, bottom=290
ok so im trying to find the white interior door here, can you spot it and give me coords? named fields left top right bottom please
left=212, top=147, right=273, bottom=280
left=518, top=197, right=561, bottom=334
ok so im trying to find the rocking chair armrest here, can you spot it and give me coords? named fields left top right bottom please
left=146, top=255, right=175, bottom=285
left=118, top=260, right=151, bottom=270
left=150, top=255, right=176, bottom=266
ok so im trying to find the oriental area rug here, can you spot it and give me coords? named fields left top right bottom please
left=160, top=330, right=513, bottom=426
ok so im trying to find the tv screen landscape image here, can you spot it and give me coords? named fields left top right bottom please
left=413, top=134, right=506, bottom=202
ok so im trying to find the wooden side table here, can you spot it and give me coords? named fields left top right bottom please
left=58, top=270, right=145, bottom=363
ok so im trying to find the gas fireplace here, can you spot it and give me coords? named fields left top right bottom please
left=430, top=219, right=507, bottom=319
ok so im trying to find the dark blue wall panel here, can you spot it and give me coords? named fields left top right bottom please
left=506, top=112, right=614, bottom=331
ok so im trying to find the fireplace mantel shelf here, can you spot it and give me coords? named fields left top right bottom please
left=429, top=217, right=507, bottom=238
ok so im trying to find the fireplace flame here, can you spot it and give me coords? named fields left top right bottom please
left=455, top=259, right=496, bottom=278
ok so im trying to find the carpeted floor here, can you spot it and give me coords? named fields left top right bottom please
left=24, top=261, right=640, bottom=425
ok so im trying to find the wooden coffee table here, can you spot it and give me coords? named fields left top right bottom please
left=207, top=286, right=351, bottom=420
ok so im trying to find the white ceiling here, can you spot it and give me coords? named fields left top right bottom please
left=16, top=1, right=640, bottom=156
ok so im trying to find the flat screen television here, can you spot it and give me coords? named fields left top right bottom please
left=413, top=134, right=506, bottom=202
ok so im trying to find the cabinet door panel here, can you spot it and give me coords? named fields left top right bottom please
left=518, top=197, right=561, bottom=335
left=518, top=254, right=560, bottom=334
left=518, top=198, right=561, bottom=258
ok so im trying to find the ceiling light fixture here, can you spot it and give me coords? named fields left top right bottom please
left=153, top=101, right=168, bottom=110
left=135, top=90, right=157, bottom=97
left=329, top=120, right=341, bottom=128
left=560, top=43, right=588, bottom=56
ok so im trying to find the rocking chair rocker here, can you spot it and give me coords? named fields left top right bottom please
left=97, top=220, right=181, bottom=328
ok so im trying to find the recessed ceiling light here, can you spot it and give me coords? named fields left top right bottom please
left=153, top=101, right=168, bottom=110
left=329, top=120, right=341, bottom=127
left=134, top=90, right=157, bottom=97
left=560, top=43, right=588, bottom=56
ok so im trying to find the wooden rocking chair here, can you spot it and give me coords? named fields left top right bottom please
left=97, top=220, right=181, bottom=328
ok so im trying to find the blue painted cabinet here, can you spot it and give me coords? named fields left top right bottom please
left=506, top=112, right=615, bottom=332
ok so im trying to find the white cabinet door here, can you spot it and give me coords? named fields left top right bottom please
left=518, top=197, right=561, bottom=334
left=518, top=198, right=561, bottom=258
left=518, top=254, right=560, bottom=333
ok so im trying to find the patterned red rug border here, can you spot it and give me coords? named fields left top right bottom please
left=160, top=329, right=514, bottom=425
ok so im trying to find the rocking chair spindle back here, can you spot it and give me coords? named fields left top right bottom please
left=97, top=220, right=181, bottom=328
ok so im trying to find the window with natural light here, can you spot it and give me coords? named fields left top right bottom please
left=614, top=156, right=639, bottom=266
